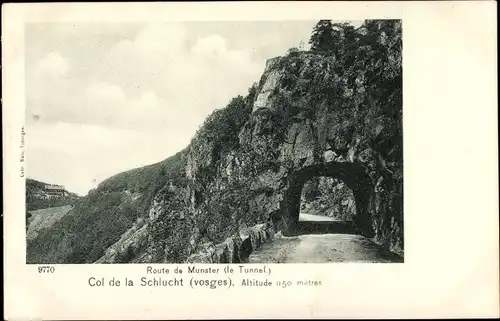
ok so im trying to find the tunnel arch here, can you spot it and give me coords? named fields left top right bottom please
left=281, top=162, right=374, bottom=238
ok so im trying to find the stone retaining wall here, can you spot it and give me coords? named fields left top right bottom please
left=186, top=222, right=277, bottom=263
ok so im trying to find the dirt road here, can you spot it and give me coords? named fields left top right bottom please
left=250, top=213, right=402, bottom=263
left=249, top=234, right=402, bottom=263
left=299, top=213, right=337, bottom=222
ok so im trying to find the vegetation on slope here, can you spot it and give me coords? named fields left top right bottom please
left=147, top=84, right=258, bottom=263
left=278, top=19, right=402, bottom=154
left=26, top=178, right=79, bottom=211
left=27, top=150, right=188, bottom=263
left=28, top=19, right=403, bottom=263
left=193, top=83, right=258, bottom=163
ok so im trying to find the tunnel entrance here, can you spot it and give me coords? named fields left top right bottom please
left=299, top=176, right=356, bottom=222
left=281, top=162, right=374, bottom=237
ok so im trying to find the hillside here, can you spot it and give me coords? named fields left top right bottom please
left=26, top=178, right=79, bottom=211
left=26, top=150, right=188, bottom=263
left=28, top=20, right=403, bottom=264
left=27, top=205, right=74, bottom=241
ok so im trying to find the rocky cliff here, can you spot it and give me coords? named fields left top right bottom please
left=100, top=21, right=403, bottom=263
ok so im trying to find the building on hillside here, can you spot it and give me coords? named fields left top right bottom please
left=44, top=184, right=68, bottom=198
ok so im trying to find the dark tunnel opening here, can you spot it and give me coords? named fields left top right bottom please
left=281, top=162, right=374, bottom=237
left=299, top=176, right=356, bottom=222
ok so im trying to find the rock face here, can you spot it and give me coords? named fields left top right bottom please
left=133, top=48, right=403, bottom=264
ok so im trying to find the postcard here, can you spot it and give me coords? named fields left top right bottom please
left=3, top=1, right=498, bottom=319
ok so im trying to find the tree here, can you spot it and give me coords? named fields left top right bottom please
left=286, top=47, right=299, bottom=56
left=309, top=20, right=334, bottom=52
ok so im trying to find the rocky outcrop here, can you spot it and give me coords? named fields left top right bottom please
left=143, top=47, right=403, bottom=262
left=103, top=21, right=403, bottom=263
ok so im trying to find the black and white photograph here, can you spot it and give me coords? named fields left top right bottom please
left=4, top=1, right=499, bottom=319
left=24, top=19, right=404, bottom=264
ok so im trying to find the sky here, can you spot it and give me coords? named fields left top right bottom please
left=25, top=21, right=361, bottom=196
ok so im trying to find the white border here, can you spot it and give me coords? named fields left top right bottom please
left=3, top=1, right=499, bottom=319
